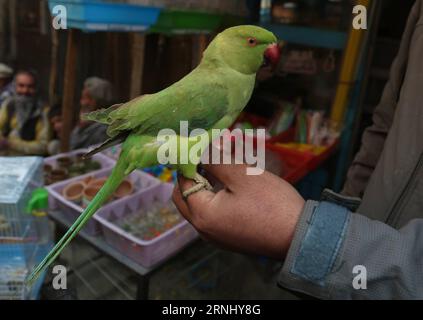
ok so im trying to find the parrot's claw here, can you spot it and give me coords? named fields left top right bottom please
left=182, top=173, right=213, bottom=199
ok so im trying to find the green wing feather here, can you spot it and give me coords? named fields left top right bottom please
left=84, top=69, right=230, bottom=138
left=84, top=103, right=123, bottom=124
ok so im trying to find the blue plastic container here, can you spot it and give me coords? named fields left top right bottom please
left=48, top=0, right=162, bottom=32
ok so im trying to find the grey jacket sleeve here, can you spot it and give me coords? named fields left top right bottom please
left=342, top=0, right=421, bottom=198
left=278, top=200, right=423, bottom=299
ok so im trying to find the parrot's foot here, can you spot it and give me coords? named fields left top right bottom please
left=182, top=173, right=213, bottom=199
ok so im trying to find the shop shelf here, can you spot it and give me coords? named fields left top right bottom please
left=48, top=0, right=162, bottom=32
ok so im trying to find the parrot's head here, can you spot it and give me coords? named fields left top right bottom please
left=204, top=25, right=281, bottom=75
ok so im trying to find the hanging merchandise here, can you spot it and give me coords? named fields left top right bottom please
left=269, top=99, right=299, bottom=136
left=294, top=110, right=340, bottom=147
left=307, top=110, right=325, bottom=145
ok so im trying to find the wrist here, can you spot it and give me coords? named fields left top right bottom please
left=280, top=198, right=306, bottom=257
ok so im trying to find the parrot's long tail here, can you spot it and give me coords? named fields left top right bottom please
left=27, top=157, right=131, bottom=285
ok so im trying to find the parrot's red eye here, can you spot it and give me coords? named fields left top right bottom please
left=247, top=37, right=257, bottom=47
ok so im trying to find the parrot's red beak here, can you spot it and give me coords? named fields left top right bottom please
left=264, top=43, right=282, bottom=69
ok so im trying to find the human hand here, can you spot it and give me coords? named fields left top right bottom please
left=173, top=164, right=305, bottom=260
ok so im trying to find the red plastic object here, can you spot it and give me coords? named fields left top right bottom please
left=226, top=111, right=340, bottom=183
left=217, top=128, right=337, bottom=184
left=265, top=144, right=313, bottom=184
left=266, top=139, right=339, bottom=184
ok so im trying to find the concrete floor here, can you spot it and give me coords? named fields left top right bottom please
left=40, top=235, right=300, bottom=300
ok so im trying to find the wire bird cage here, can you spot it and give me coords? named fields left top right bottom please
left=0, top=157, right=51, bottom=300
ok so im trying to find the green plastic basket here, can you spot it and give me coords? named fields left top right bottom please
left=150, top=10, right=223, bottom=35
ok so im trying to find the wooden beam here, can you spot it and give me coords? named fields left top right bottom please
left=112, top=33, right=120, bottom=95
left=8, top=0, right=17, bottom=60
left=130, top=33, right=146, bottom=99
left=61, top=29, right=79, bottom=152
left=191, top=34, right=208, bottom=69
left=49, top=29, right=59, bottom=106
left=0, top=0, right=7, bottom=60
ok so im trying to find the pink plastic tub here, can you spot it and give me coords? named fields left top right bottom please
left=95, top=183, right=199, bottom=268
left=47, top=168, right=162, bottom=235
left=44, top=148, right=116, bottom=173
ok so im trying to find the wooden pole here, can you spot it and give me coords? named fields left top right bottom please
left=9, top=0, right=17, bottom=60
left=49, top=29, right=59, bottom=107
left=0, top=0, right=7, bottom=60
left=39, top=0, right=48, bottom=35
left=130, top=33, right=146, bottom=99
left=61, top=29, right=79, bottom=152
left=199, top=35, right=208, bottom=54
left=191, top=34, right=208, bottom=69
left=112, top=33, right=120, bottom=95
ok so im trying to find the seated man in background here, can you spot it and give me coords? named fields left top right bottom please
left=0, top=63, right=14, bottom=106
left=70, top=77, right=114, bottom=150
left=0, top=70, right=51, bottom=156
left=48, top=77, right=115, bottom=154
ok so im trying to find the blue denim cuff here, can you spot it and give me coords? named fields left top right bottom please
left=290, top=201, right=351, bottom=286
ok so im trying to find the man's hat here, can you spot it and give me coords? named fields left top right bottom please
left=0, top=63, right=13, bottom=79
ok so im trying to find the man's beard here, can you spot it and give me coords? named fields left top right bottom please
left=14, top=95, right=36, bottom=109
left=14, top=95, right=38, bottom=128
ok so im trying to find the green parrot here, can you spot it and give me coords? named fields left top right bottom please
left=28, top=25, right=280, bottom=284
